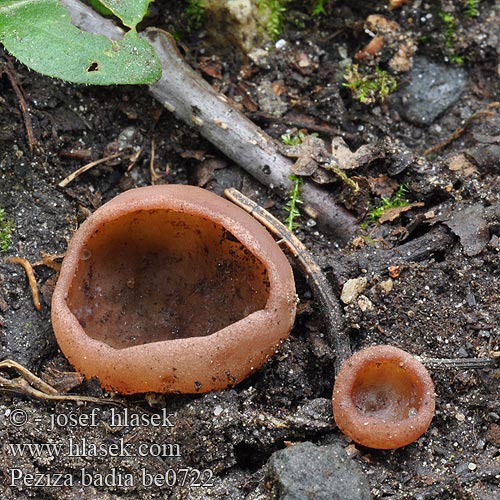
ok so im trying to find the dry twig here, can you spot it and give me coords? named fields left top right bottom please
left=149, top=138, right=161, bottom=184
left=0, top=359, right=124, bottom=406
left=6, top=256, right=42, bottom=311
left=58, top=152, right=137, bottom=187
left=416, top=356, right=499, bottom=370
left=0, top=57, right=36, bottom=153
left=33, top=252, right=65, bottom=272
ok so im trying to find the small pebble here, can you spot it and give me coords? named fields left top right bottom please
left=341, top=277, right=368, bottom=305
left=357, top=295, right=374, bottom=312
left=275, top=39, right=287, bottom=49
left=378, top=279, right=394, bottom=295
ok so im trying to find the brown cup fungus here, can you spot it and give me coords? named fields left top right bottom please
left=332, top=345, right=435, bottom=449
left=51, top=185, right=296, bottom=394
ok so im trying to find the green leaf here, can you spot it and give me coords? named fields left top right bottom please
left=88, top=0, right=114, bottom=17
left=0, top=0, right=162, bottom=85
left=99, top=0, right=153, bottom=29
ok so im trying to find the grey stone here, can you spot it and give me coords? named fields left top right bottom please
left=392, top=57, right=467, bottom=126
left=265, top=441, right=371, bottom=500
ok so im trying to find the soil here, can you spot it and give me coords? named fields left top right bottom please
left=1, top=1, right=499, bottom=499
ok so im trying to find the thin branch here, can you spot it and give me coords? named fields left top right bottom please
left=6, top=256, right=42, bottom=311
left=1, top=57, right=36, bottom=153
left=424, top=102, right=500, bottom=156
left=415, top=356, right=499, bottom=370
left=58, top=152, right=135, bottom=187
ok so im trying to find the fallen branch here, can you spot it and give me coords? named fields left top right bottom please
left=60, top=0, right=357, bottom=244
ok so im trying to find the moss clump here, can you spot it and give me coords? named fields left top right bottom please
left=0, top=208, right=14, bottom=253
left=343, top=65, right=397, bottom=105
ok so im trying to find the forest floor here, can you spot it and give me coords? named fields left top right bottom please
left=0, top=0, right=499, bottom=499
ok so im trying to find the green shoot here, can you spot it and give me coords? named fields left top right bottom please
left=312, top=0, right=328, bottom=16
left=439, top=11, right=464, bottom=65
left=361, top=184, right=409, bottom=228
left=465, top=0, right=479, bottom=17
left=281, top=130, right=307, bottom=146
left=281, top=130, right=319, bottom=146
left=185, top=0, right=205, bottom=30
left=285, top=175, right=303, bottom=231
left=0, top=208, right=14, bottom=253
left=258, top=0, right=289, bottom=40
left=343, top=65, right=397, bottom=105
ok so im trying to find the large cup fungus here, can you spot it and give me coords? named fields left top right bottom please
left=51, top=185, right=296, bottom=394
left=332, top=345, right=435, bottom=449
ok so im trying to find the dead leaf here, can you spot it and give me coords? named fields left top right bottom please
left=447, top=153, right=477, bottom=177
left=367, top=175, right=399, bottom=198
left=378, top=202, right=424, bottom=223
left=285, top=135, right=331, bottom=176
left=41, top=367, right=84, bottom=394
left=331, top=137, right=376, bottom=170
left=198, top=56, right=223, bottom=79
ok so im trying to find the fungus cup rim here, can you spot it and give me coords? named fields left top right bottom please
left=332, top=345, right=435, bottom=449
left=51, top=185, right=296, bottom=394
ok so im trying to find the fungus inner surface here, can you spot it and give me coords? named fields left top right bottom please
left=351, top=360, right=423, bottom=421
left=67, top=209, right=270, bottom=349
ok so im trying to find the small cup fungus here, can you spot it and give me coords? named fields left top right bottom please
left=332, top=345, right=435, bottom=449
left=51, top=185, right=296, bottom=394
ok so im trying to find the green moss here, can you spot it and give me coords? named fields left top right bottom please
left=312, top=0, right=328, bottom=16
left=285, top=175, right=303, bottom=231
left=439, top=11, right=464, bottom=65
left=343, top=65, right=397, bottom=105
left=465, top=0, right=480, bottom=17
left=361, top=184, right=409, bottom=228
left=0, top=208, right=14, bottom=254
left=185, top=0, right=206, bottom=30
left=257, top=0, right=290, bottom=40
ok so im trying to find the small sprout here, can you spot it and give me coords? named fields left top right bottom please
left=439, top=11, right=464, bottom=65
left=258, top=0, right=290, bottom=40
left=361, top=184, right=409, bottom=228
left=281, top=130, right=319, bottom=146
left=285, top=175, right=303, bottom=231
left=312, top=0, right=328, bottom=16
left=465, top=0, right=480, bottom=17
left=185, top=0, right=206, bottom=30
left=281, top=130, right=307, bottom=146
left=343, top=65, right=397, bottom=105
left=0, top=208, right=14, bottom=254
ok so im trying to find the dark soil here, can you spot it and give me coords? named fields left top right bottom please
left=1, top=1, right=499, bottom=499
